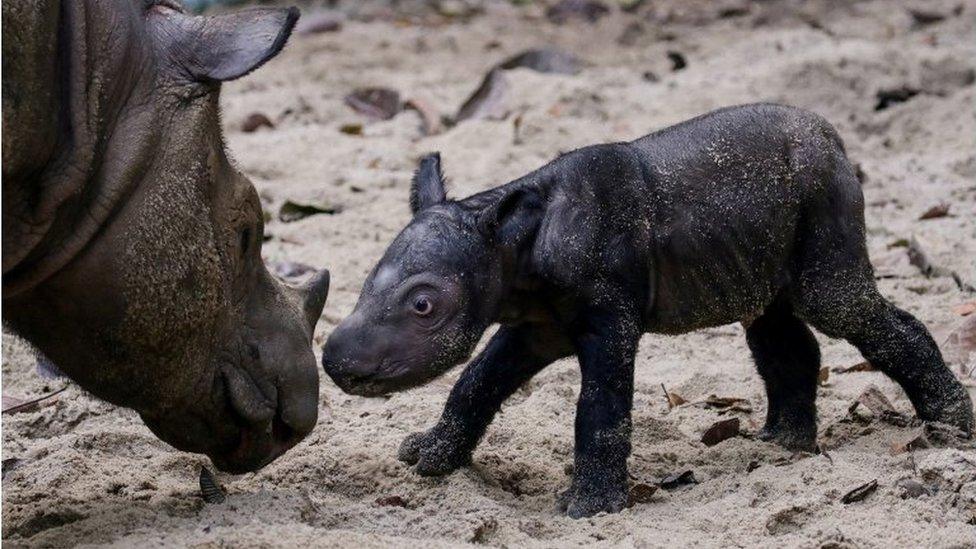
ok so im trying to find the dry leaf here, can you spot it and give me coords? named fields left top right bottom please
left=953, top=301, right=976, bottom=317
left=818, top=367, right=830, bottom=385
left=279, top=200, right=343, bottom=223
left=661, top=383, right=686, bottom=409
left=297, top=12, right=342, bottom=34
left=339, top=123, right=363, bottom=135
left=242, top=112, right=274, bottom=133
left=375, top=495, right=409, bottom=507
left=704, top=395, right=749, bottom=409
left=270, top=261, right=316, bottom=281
left=701, top=417, right=740, bottom=446
left=660, top=470, right=697, bottom=490
left=942, top=315, right=976, bottom=365
left=546, top=0, right=609, bottom=24
left=404, top=98, right=443, bottom=136
left=456, top=68, right=509, bottom=123
left=345, top=88, right=402, bottom=120
left=833, top=361, right=875, bottom=374
left=498, top=48, right=582, bottom=75
left=841, top=479, right=878, bottom=504
left=848, top=386, right=896, bottom=417
left=889, top=430, right=930, bottom=455
left=918, top=202, right=950, bottom=220
left=627, top=483, right=658, bottom=506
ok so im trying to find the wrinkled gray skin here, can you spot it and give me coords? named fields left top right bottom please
left=2, top=0, right=330, bottom=473
left=323, top=104, right=974, bottom=517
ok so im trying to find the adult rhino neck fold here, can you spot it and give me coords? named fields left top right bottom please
left=2, top=0, right=151, bottom=297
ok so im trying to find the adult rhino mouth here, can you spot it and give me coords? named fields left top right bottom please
left=207, top=356, right=316, bottom=473
left=212, top=403, right=302, bottom=474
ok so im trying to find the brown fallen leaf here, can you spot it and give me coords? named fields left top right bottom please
left=701, top=417, right=740, bottom=446
left=661, top=383, right=686, bottom=409
left=908, top=8, right=946, bottom=26
left=659, top=470, right=697, bottom=490
left=2, top=458, right=22, bottom=480
left=627, top=483, right=658, bottom=506
left=942, top=315, right=976, bottom=367
left=279, top=199, right=343, bottom=223
left=339, top=123, right=363, bottom=135
left=704, top=395, right=749, bottom=409
left=953, top=301, right=976, bottom=317
left=848, top=386, right=896, bottom=417
left=498, top=48, right=583, bottom=75
left=833, top=361, right=875, bottom=374
left=841, top=479, right=878, bottom=504
left=270, top=261, right=316, bottom=281
left=890, top=430, right=930, bottom=455
left=344, top=88, right=402, bottom=120
left=667, top=51, right=687, bottom=71
left=818, top=367, right=830, bottom=385
left=455, top=68, right=509, bottom=123
left=297, top=12, right=343, bottom=34
left=896, top=479, right=931, bottom=499
left=546, top=0, right=610, bottom=24
left=242, top=112, right=274, bottom=133
left=404, top=98, right=443, bottom=136
left=918, top=202, right=950, bottom=220
left=374, top=495, right=409, bottom=507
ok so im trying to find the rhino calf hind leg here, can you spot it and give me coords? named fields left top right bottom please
left=794, top=269, right=974, bottom=436
left=841, top=300, right=973, bottom=434
left=746, top=298, right=821, bottom=451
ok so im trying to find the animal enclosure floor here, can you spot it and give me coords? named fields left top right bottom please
left=3, top=0, right=976, bottom=547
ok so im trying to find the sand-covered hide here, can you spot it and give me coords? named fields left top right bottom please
left=3, top=0, right=976, bottom=546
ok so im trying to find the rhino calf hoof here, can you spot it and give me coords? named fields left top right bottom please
left=398, top=428, right=471, bottom=476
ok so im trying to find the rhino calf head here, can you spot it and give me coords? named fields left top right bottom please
left=322, top=154, right=523, bottom=395
left=3, top=1, right=328, bottom=472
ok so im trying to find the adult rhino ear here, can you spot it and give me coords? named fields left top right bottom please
left=153, top=5, right=300, bottom=83
left=410, top=153, right=448, bottom=214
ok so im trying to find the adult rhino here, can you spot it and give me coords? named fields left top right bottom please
left=2, top=0, right=330, bottom=473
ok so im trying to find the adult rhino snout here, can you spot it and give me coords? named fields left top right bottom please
left=201, top=267, right=331, bottom=474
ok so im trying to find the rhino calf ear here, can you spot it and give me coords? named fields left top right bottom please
left=161, top=7, right=300, bottom=83
left=410, top=153, right=448, bottom=214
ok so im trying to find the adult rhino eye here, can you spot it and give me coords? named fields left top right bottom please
left=239, top=227, right=252, bottom=258
left=412, top=295, right=433, bottom=316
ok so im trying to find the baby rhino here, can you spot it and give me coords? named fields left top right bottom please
left=322, top=103, right=974, bottom=518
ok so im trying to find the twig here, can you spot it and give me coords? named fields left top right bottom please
left=2, top=386, right=68, bottom=414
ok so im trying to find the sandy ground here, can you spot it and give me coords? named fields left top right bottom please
left=3, top=0, right=976, bottom=546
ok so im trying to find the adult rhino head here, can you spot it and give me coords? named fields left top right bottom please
left=2, top=0, right=329, bottom=473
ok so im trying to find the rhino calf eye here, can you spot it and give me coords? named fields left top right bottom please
left=413, top=296, right=433, bottom=316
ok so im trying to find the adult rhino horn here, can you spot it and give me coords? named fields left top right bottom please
left=150, top=5, right=300, bottom=83
left=296, top=269, right=330, bottom=336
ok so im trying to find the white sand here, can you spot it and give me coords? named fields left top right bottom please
left=3, top=1, right=976, bottom=546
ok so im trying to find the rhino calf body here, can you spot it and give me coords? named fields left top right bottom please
left=322, top=103, right=974, bottom=517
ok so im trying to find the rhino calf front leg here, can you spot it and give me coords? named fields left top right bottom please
left=400, top=323, right=572, bottom=476
left=557, top=306, right=639, bottom=519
